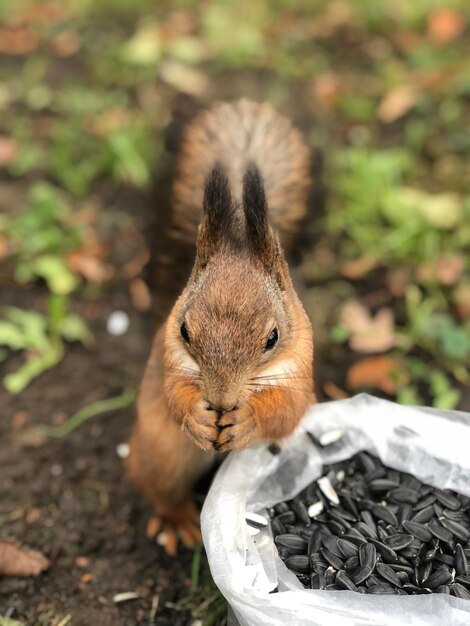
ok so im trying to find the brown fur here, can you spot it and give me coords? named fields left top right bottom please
left=126, top=99, right=314, bottom=543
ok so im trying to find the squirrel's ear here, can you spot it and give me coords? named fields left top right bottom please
left=196, top=166, right=235, bottom=268
left=243, top=165, right=290, bottom=290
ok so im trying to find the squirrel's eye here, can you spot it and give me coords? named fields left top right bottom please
left=180, top=322, right=190, bottom=344
left=265, top=328, right=278, bottom=351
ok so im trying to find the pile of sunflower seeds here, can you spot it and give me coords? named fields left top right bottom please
left=269, top=450, right=470, bottom=598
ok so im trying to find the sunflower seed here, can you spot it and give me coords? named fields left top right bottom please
left=350, top=565, right=373, bottom=585
left=344, top=555, right=360, bottom=571
left=336, top=569, right=358, bottom=591
left=320, top=548, right=344, bottom=570
left=274, top=535, right=308, bottom=553
left=359, top=543, right=377, bottom=569
left=369, top=479, right=399, bottom=493
left=284, top=555, right=310, bottom=573
left=322, top=535, right=343, bottom=558
left=452, top=583, right=470, bottom=599
left=318, top=476, right=340, bottom=505
left=369, top=538, right=398, bottom=563
left=398, top=504, right=414, bottom=524
left=367, top=584, right=397, bottom=595
left=376, top=563, right=402, bottom=587
left=423, top=569, right=454, bottom=589
left=435, top=490, right=461, bottom=511
left=455, top=575, right=470, bottom=587
left=411, top=505, right=435, bottom=524
left=436, top=585, right=450, bottom=594
left=372, top=505, right=398, bottom=527
left=440, top=518, right=470, bottom=542
left=428, top=521, right=453, bottom=543
left=402, top=520, right=432, bottom=542
left=291, top=499, right=311, bottom=526
left=308, top=501, right=324, bottom=518
left=456, top=544, right=469, bottom=576
left=389, top=489, right=420, bottom=505
left=385, top=534, right=414, bottom=550
left=337, top=538, right=358, bottom=559
left=246, top=512, right=269, bottom=529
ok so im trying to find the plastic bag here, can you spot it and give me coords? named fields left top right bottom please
left=201, top=394, right=470, bottom=626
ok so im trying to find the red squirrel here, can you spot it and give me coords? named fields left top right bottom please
left=126, top=99, right=315, bottom=554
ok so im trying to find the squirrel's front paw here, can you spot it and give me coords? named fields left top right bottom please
left=182, top=400, right=219, bottom=451
left=215, top=405, right=257, bottom=452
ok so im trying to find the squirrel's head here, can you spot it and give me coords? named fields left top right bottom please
left=164, top=165, right=313, bottom=426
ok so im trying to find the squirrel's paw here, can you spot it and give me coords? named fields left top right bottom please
left=146, top=500, right=201, bottom=556
left=181, top=400, right=219, bottom=451
left=215, top=406, right=257, bottom=452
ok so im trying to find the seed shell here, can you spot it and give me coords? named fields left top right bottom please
left=402, top=520, right=432, bottom=542
left=376, top=563, right=402, bottom=587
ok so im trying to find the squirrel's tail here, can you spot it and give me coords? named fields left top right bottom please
left=147, top=98, right=312, bottom=324
left=171, top=99, right=311, bottom=252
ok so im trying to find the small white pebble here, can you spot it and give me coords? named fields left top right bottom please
left=113, top=592, right=140, bottom=604
left=116, top=443, right=130, bottom=459
left=336, top=470, right=345, bottom=482
left=156, top=532, right=168, bottom=547
left=107, top=310, right=130, bottom=336
left=51, top=464, right=63, bottom=477
left=308, top=501, right=324, bottom=518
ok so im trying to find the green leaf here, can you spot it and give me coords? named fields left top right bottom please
left=60, top=313, right=90, bottom=344
left=33, top=255, right=77, bottom=294
left=330, top=325, right=350, bottom=343
left=0, top=320, right=27, bottom=350
left=441, top=328, right=470, bottom=361
left=3, top=346, right=62, bottom=394
left=122, top=23, right=162, bottom=66
left=397, top=385, right=422, bottom=406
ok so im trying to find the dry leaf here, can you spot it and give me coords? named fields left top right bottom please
left=347, top=356, right=408, bottom=395
left=378, top=85, right=417, bottom=123
left=427, top=9, right=466, bottom=44
left=0, top=27, right=38, bottom=55
left=322, top=381, right=349, bottom=400
left=0, top=542, right=50, bottom=577
left=417, top=254, right=465, bottom=286
left=0, top=136, right=18, bottom=166
left=51, top=31, right=81, bottom=57
left=340, top=255, right=378, bottom=279
left=340, top=299, right=397, bottom=353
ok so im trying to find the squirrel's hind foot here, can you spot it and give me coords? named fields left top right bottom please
left=146, top=500, right=202, bottom=556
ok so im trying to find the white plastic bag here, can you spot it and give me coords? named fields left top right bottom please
left=201, top=394, right=470, bottom=626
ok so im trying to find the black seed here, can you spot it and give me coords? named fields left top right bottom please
left=344, top=555, right=360, bottom=571
left=397, top=571, right=410, bottom=586
left=389, top=488, right=420, bottom=505
left=376, top=563, right=401, bottom=587
left=336, top=569, right=358, bottom=591
left=275, top=511, right=296, bottom=524
left=274, top=534, right=308, bottom=553
left=423, top=569, right=454, bottom=590
left=436, top=585, right=450, bottom=594
left=384, top=534, right=414, bottom=550
left=343, top=532, right=368, bottom=546
left=271, top=519, right=285, bottom=536
left=350, top=565, right=373, bottom=585
left=443, top=509, right=468, bottom=521
left=369, top=479, right=399, bottom=493
left=417, top=562, right=432, bottom=586
left=372, top=504, right=398, bottom=527
left=322, top=535, right=343, bottom=558
left=434, top=489, right=461, bottom=511
left=274, top=502, right=290, bottom=514
left=359, top=543, right=376, bottom=569
left=369, top=538, right=398, bottom=563
left=456, top=544, right=469, bottom=576
left=435, top=553, right=455, bottom=567
left=402, top=520, right=432, bottom=542
left=411, top=505, right=435, bottom=524
left=428, top=521, right=453, bottom=543
left=337, top=538, right=358, bottom=559
left=285, top=525, right=300, bottom=535
left=398, top=505, right=413, bottom=524
left=367, top=584, right=397, bottom=595
left=340, top=494, right=359, bottom=518
left=433, top=503, right=444, bottom=518
left=440, top=518, right=470, bottom=542
left=357, top=452, right=377, bottom=474
left=455, top=575, right=470, bottom=587
left=355, top=521, right=377, bottom=540
left=313, top=562, right=328, bottom=574
left=452, top=583, right=470, bottom=599
left=320, top=548, right=344, bottom=570
left=308, top=529, right=324, bottom=555
left=389, top=563, right=415, bottom=576
left=284, top=555, right=310, bottom=573
left=421, top=545, right=438, bottom=564
left=291, top=499, right=311, bottom=526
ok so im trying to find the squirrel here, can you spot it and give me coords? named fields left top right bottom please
left=126, top=99, right=315, bottom=555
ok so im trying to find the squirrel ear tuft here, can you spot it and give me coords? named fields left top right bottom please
left=203, top=165, right=234, bottom=235
left=242, top=164, right=269, bottom=253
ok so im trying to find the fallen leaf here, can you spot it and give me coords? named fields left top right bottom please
left=454, top=283, right=470, bottom=320
left=0, top=136, right=18, bottom=166
left=322, top=381, right=349, bottom=400
left=340, top=255, right=378, bottom=279
left=0, top=27, right=38, bottom=55
left=340, top=299, right=397, bottom=353
left=347, top=356, right=408, bottom=395
left=427, top=9, right=466, bottom=44
left=377, top=85, right=417, bottom=123
left=386, top=267, right=412, bottom=298
left=417, top=254, right=465, bottom=286
left=129, top=278, right=151, bottom=311
left=51, top=30, right=80, bottom=57
left=0, top=542, right=50, bottom=577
